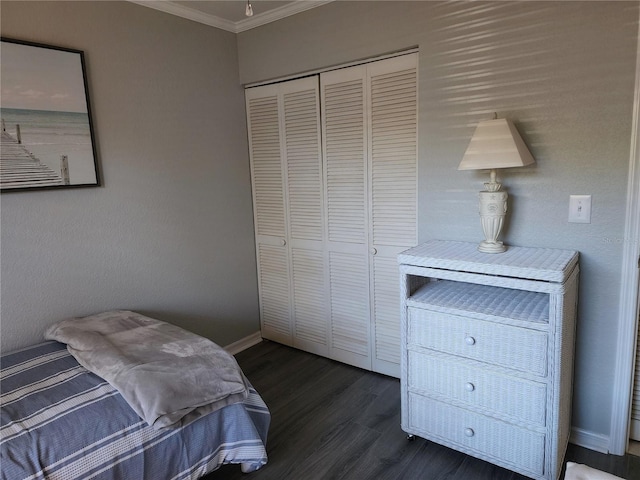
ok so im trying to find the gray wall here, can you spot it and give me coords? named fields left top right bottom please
left=237, top=2, right=637, bottom=442
left=1, top=1, right=260, bottom=351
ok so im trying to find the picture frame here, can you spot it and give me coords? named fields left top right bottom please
left=1, top=37, right=100, bottom=192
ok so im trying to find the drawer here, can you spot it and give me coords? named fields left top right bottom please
left=408, top=308, right=548, bottom=376
left=408, top=350, right=547, bottom=426
left=408, top=393, right=545, bottom=476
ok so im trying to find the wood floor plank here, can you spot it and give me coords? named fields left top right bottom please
left=340, top=421, right=429, bottom=480
left=280, top=420, right=380, bottom=480
left=203, top=340, right=640, bottom=480
left=353, top=378, right=401, bottom=434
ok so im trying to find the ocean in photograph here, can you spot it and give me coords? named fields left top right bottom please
left=1, top=107, right=97, bottom=186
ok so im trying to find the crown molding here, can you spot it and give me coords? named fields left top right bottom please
left=128, top=1, right=237, bottom=32
left=235, top=0, right=334, bottom=33
left=128, top=1, right=334, bottom=34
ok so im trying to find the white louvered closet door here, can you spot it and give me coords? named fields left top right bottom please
left=247, top=54, right=416, bottom=375
left=321, top=65, right=371, bottom=370
left=282, top=79, right=327, bottom=357
left=368, top=54, right=418, bottom=377
left=246, top=77, right=327, bottom=353
left=246, top=84, right=291, bottom=345
left=321, top=53, right=418, bottom=375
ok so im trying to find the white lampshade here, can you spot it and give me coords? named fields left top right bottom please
left=458, top=118, right=535, bottom=171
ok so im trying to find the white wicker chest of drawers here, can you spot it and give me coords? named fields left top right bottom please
left=398, top=240, right=579, bottom=480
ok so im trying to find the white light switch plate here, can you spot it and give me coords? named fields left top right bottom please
left=569, top=195, right=591, bottom=223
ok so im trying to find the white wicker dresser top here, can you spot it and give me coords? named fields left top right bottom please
left=398, top=240, right=578, bottom=283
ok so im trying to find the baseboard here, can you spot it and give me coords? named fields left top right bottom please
left=570, top=427, right=611, bottom=454
left=224, top=331, right=263, bottom=355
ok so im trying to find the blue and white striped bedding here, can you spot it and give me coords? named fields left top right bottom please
left=1, top=341, right=270, bottom=480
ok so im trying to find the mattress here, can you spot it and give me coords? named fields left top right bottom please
left=0, top=341, right=270, bottom=480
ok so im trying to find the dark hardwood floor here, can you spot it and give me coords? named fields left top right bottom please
left=204, top=340, right=640, bottom=480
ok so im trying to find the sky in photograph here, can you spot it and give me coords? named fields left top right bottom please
left=1, top=41, right=89, bottom=113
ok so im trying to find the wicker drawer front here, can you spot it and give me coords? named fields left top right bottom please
left=408, top=350, right=547, bottom=426
left=408, top=393, right=545, bottom=476
left=408, top=308, right=548, bottom=376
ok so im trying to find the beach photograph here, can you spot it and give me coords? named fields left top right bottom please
left=0, top=38, right=99, bottom=191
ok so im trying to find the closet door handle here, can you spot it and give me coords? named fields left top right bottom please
left=280, top=239, right=286, bottom=246
left=465, top=382, right=475, bottom=392
left=465, top=336, right=476, bottom=346
left=370, top=247, right=377, bottom=255
left=464, top=428, right=475, bottom=437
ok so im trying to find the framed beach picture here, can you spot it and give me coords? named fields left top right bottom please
left=0, top=37, right=100, bottom=191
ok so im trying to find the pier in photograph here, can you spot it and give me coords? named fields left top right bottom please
left=1, top=120, right=66, bottom=189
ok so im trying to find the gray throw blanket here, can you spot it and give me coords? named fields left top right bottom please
left=45, top=310, right=250, bottom=429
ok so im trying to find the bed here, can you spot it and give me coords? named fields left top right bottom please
left=0, top=311, right=270, bottom=480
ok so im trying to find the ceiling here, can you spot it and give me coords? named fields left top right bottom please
left=129, top=0, right=334, bottom=33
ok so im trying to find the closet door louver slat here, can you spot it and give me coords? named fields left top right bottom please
left=370, top=64, right=417, bottom=248
left=329, top=251, right=371, bottom=368
left=292, top=248, right=327, bottom=353
left=373, top=255, right=403, bottom=365
left=257, top=244, right=291, bottom=342
left=249, top=96, right=286, bottom=238
left=284, top=88, right=323, bottom=242
left=323, top=76, right=367, bottom=245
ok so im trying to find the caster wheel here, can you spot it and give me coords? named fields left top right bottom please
left=407, top=434, right=415, bottom=441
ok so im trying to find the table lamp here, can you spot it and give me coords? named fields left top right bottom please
left=458, top=116, right=535, bottom=253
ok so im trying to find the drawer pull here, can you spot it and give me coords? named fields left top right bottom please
left=464, top=428, right=475, bottom=437
left=465, top=336, right=476, bottom=346
left=465, top=382, right=475, bottom=392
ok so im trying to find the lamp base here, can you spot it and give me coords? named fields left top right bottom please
left=478, top=240, right=506, bottom=253
left=477, top=189, right=509, bottom=254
